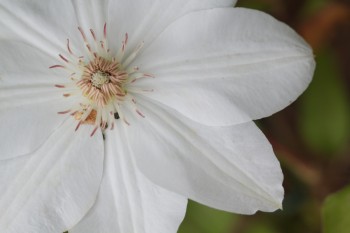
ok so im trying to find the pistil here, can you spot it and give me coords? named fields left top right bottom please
left=52, top=23, right=151, bottom=136
left=91, top=71, right=110, bottom=88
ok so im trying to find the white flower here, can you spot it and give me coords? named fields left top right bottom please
left=0, top=0, right=315, bottom=233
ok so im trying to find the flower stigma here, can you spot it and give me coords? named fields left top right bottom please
left=51, top=23, right=152, bottom=136
left=91, top=71, right=110, bottom=88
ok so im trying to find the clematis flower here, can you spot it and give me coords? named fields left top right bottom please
left=0, top=0, right=315, bottom=233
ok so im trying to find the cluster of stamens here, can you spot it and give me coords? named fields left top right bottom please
left=51, top=23, right=153, bottom=136
left=77, top=56, right=127, bottom=106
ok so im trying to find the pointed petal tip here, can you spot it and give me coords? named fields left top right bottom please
left=279, top=204, right=284, bottom=211
left=268, top=193, right=284, bottom=212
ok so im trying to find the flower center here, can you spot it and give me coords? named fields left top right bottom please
left=91, top=71, right=110, bottom=88
left=77, top=56, right=127, bottom=107
left=52, top=23, right=152, bottom=136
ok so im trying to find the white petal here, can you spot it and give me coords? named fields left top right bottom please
left=126, top=98, right=283, bottom=214
left=107, top=0, right=236, bottom=57
left=0, top=41, right=79, bottom=159
left=132, top=8, right=315, bottom=126
left=70, top=126, right=187, bottom=233
left=0, top=40, right=71, bottom=107
left=0, top=101, right=71, bottom=160
left=0, top=119, right=104, bottom=233
left=0, top=0, right=80, bottom=55
left=71, top=0, right=109, bottom=37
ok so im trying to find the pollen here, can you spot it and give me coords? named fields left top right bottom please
left=74, top=110, right=97, bottom=125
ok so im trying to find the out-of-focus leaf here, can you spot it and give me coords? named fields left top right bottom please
left=299, top=49, right=350, bottom=155
left=322, top=185, right=350, bottom=233
left=244, top=223, right=278, bottom=233
left=303, top=0, right=329, bottom=14
left=178, top=200, right=236, bottom=233
left=300, top=3, right=350, bottom=50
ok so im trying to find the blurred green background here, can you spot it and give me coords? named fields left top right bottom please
left=178, top=0, right=350, bottom=233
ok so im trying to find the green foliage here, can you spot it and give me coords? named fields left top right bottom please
left=244, top=222, right=278, bottom=233
left=323, top=185, right=350, bottom=233
left=178, top=201, right=236, bottom=233
left=236, top=0, right=271, bottom=11
left=299, top=49, right=350, bottom=155
left=303, top=0, right=329, bottom=14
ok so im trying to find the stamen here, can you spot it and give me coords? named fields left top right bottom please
left=90, top=29, right=97, bottom=41
left=128, top=72, right=155, bottom=84
left=75, top=121, right=82, bottom=131
left=55, top=84, right=65, bottom=88
left=53, top=24, right=152, bottom=136
left=49, top=65, right=65, bottom=69
left=103, top=23, right=107, bottom=39
left=90, top=126, right=99, bottom=137
left=58, top=110, right=71, bottom=114
left=86, top=44, right=92, bottom=53
left=78, top=26, right=87, bottom=42
left=117, top=33, right=129, bottom=60
left=144, top=73, right=155, bottom=78
left=59, top=54, right=69, bottom=63
left=136, top=109, right=145, bottom=118
left=67, top=39, right=74, bottom=55
left=122, top=33, right=129, bottom=52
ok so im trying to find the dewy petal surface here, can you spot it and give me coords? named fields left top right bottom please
left=0, top=41, right=76, bottom=159
left=0, top=119, right=104, bottom=233
left=70, top=126, right=187, bottom=233
left=133, top=8, right=315, bottom=126
left=106, top=0, right=237, bottom=57
left=126, top=98, right=283, bottom=214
